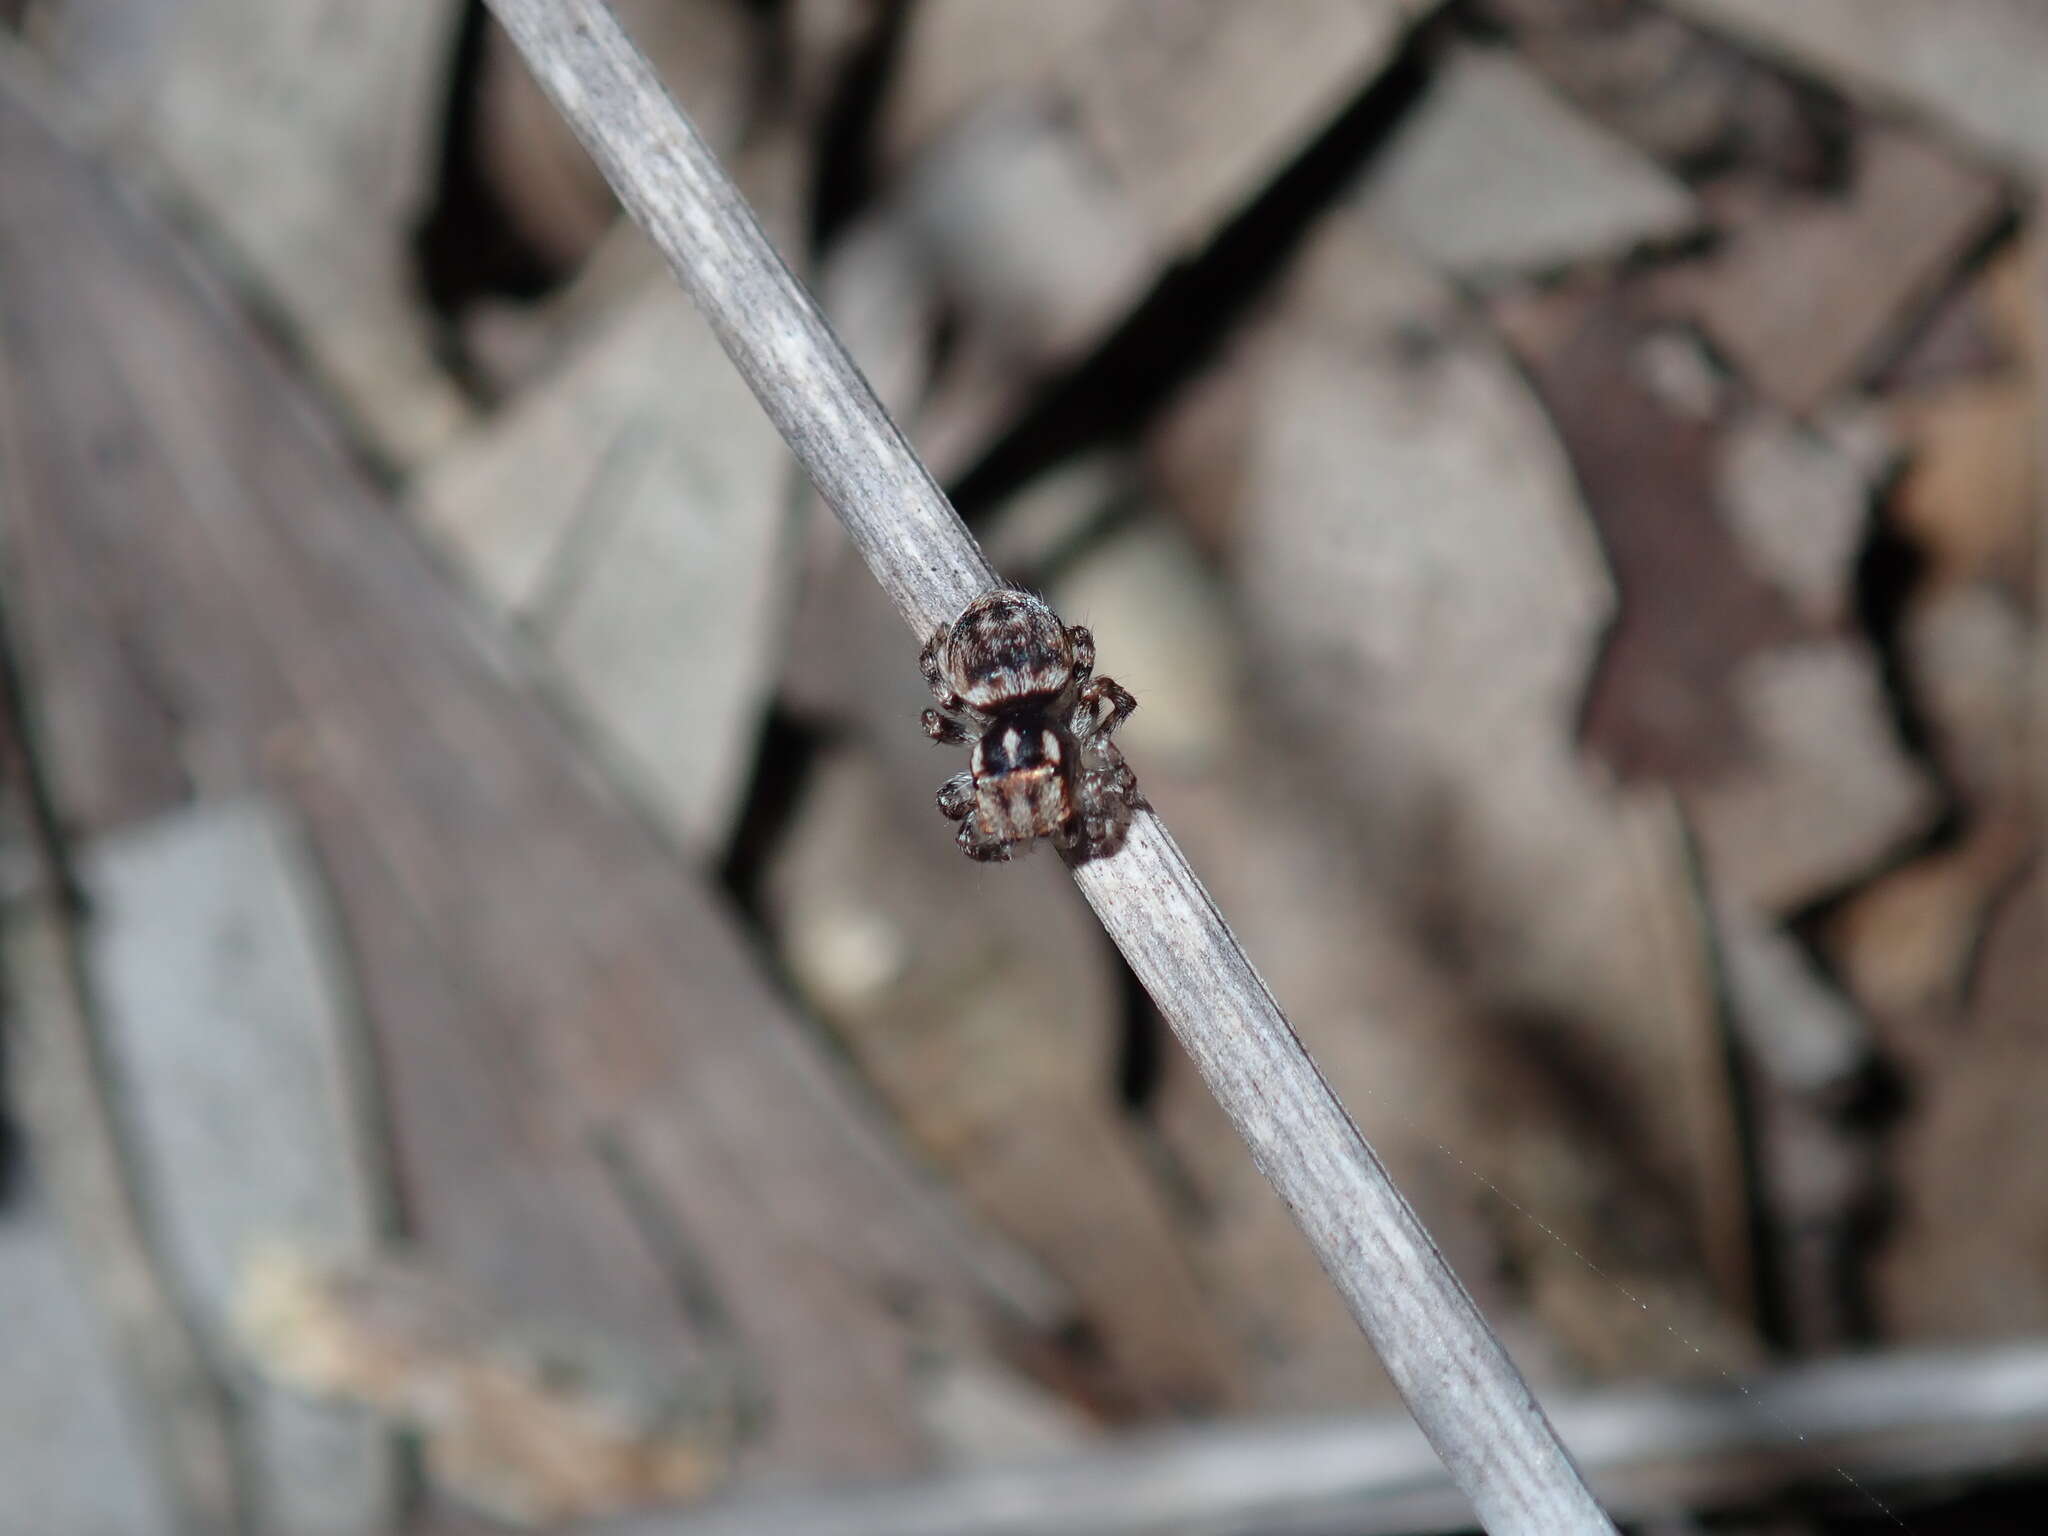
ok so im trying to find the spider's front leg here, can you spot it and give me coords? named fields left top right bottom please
left=921, top=709, right=976, bottom=747
left=919, top=624, right=963, bottom=709
left=936, top=771, right=976, bottom=821
left=1065, top=623, right=1096, bottom=687
left=1072, top=675, right=1137, bottom=741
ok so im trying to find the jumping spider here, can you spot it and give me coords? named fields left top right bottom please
left=920, top=589, right=1139, bottom=863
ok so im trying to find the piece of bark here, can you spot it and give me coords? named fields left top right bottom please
left=1352, top=46, right=1698, bottom=280
left=764, top=744, right=1245, bottom=1416
left=0, top=1189, right=177, bottom=1536
left=1662, top=0, right=2048, bottom=175
left=0, top=83, right=1053, bottom=1491
left=1665, top=125, right=2004, bottom=417
left=79, top=798, right=399, bottom=1536
left=411, top=284, right=798, bottom=856
left=27, top=0, right=473, bottom=464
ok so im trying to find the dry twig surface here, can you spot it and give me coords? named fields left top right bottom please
left=481, top=1, right=1614, bottom=1529
left=606, top=1340, right=2048, bottom=1536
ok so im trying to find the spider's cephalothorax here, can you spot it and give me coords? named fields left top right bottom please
left=920, top=589, right=1139, bottom=863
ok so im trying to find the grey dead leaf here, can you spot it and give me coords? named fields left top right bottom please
left=79, top=798, right=399, bottom=1536
left=1670, top=126, right=2004, bottom=417
left=0, top=1193, right=178, bottom=1536
left=863, top=0, right=1447, bottom=475
left=0, top=89, right=1056, bottom=1515
left=412, top=286, right=798, bottom=857
left=1717, top=411, right=1886, bottom=628
left=1689, top=640, right=1941, bottom=913
left=34, top=0, right=473, bottom=464
left=1352, top=45, right=1700, bottom=279
left=1662, top=0, right=2048, bottom=175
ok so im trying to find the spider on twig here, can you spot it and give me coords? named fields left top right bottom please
left=919, top=589, right=1139, bottom=863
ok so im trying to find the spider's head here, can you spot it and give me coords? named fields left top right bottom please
left=944, top=589, right=1074, bottom=712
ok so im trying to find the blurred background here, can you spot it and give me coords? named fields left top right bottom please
left=1, top=0, right=2045, bottom=1532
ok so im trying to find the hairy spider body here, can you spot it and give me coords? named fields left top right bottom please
left=920, top=589, right=1139, bottom=862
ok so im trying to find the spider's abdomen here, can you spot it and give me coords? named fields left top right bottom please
left=971, top=719, right=1074, bottom=845
left=972, top=718, right=1064, bottom=777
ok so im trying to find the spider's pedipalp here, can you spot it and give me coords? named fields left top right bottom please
left=1066, top=624, right=1095, bottom=686
left=922, top=709, right=976, bottom=747
left=919, top=624, right=961, bottom=708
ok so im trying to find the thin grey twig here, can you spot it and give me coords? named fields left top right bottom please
left=481, top=3, right=1614, bottom=1529
left=603, top=1340, right=2048, bottom=1536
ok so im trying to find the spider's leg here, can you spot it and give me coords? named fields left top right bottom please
left=1072, top=741, right=1139, bottom=857
left=956, top=816, right=1013, bottom=862
left=1074, top=675, right=1137, bottom=739
left=1066, top=624, right=1096, bottom=687
left=919, top=624, right=963, bottom=708
left=936, top=771, right=976, bottom=820
left=922, top=709, right=976, bottom=747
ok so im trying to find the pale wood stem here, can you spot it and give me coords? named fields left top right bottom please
left=480, top=3, right=1613, bottom=1529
